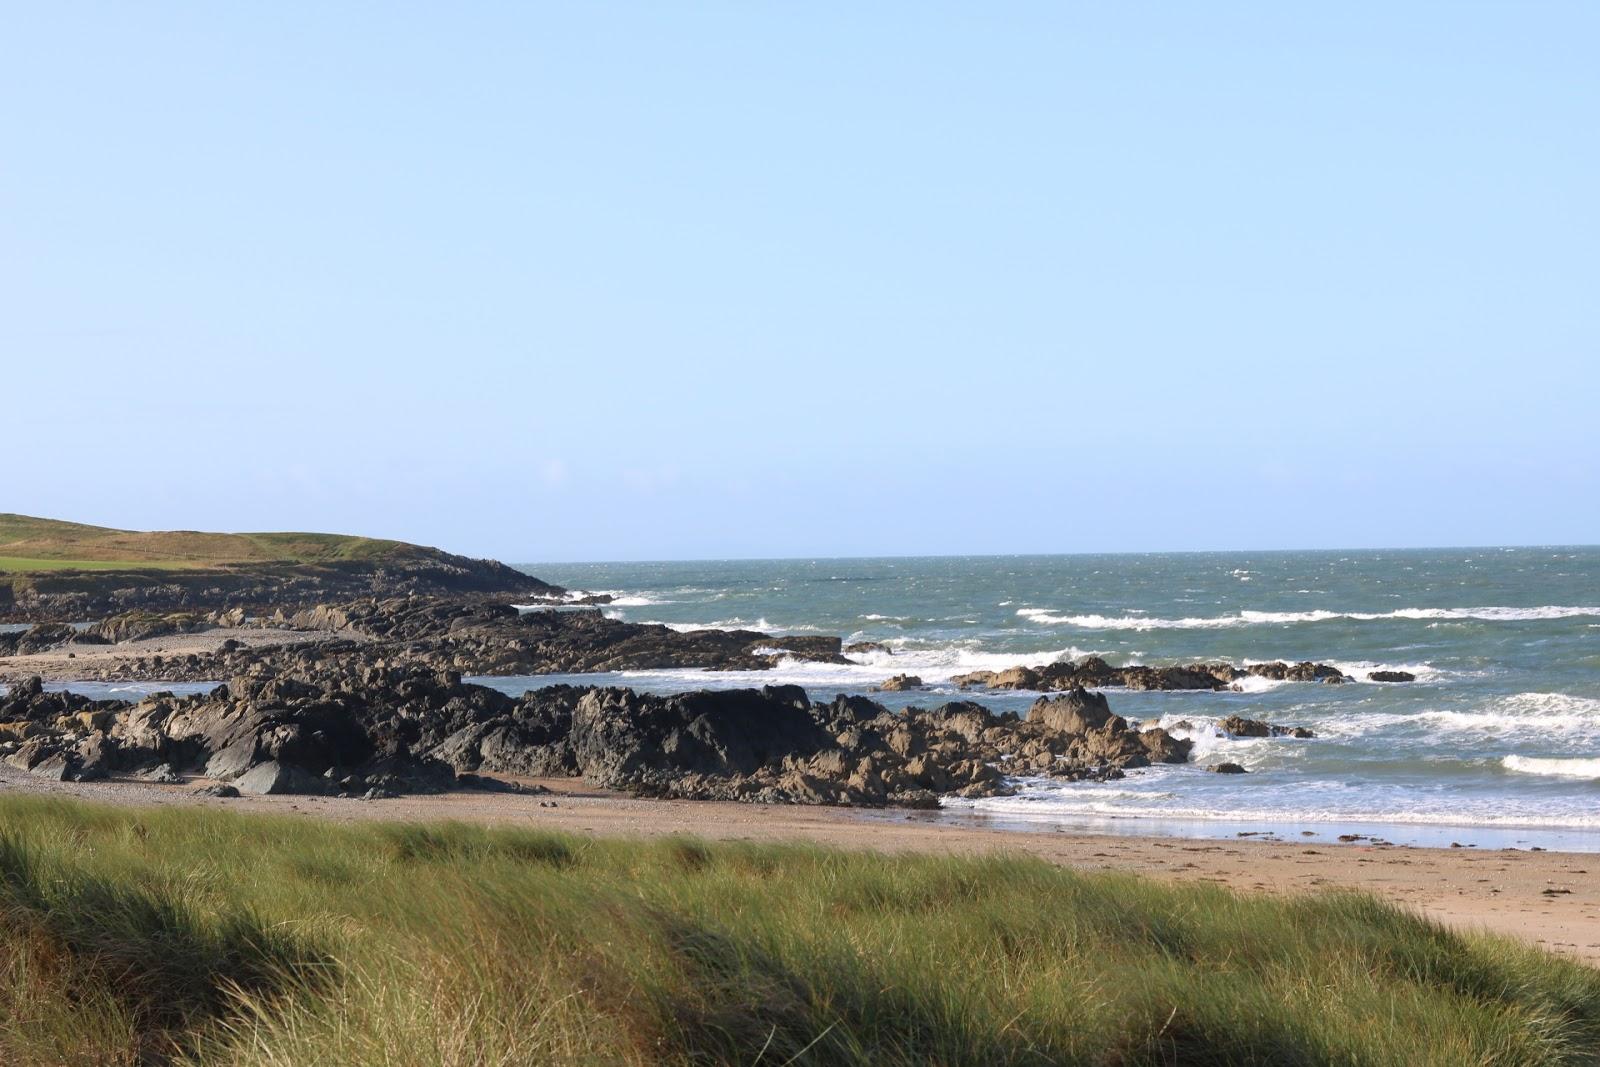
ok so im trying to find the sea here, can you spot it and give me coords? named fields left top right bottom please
left=499, top=548, right=1600, bottom=851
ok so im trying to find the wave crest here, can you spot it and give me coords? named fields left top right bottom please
left=1502, top=755, right=1600, bottom=779
left=1016, top=605, right=1600, bottom=630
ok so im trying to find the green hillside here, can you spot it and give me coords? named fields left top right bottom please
left=0, top=514, right=439, bottom=572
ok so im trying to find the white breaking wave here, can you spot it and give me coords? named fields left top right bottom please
left=552, top=643, right=1108, bottom=693
left=1226, top=674, right=1289, bottom=694
left=1502, top=756, right=1600, bottom=779
left=1319, top=660, right=1448, bottom=683
left=951, top=791, right=1600, bottom=830
left=949, top=764, right=1600, bottom=829
left=1314, top=693, right=1600, bottom=745
left=644, top=617, right=806, bottom=633
left=519, top=590, right=671, bottom=608
left=1015, top=605, right=1600, bottom=630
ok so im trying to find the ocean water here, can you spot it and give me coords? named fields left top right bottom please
left=507, top=549, right=1600, bottom=849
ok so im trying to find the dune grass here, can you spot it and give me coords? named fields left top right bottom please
left=0, top=797, right=1596, bottom=1066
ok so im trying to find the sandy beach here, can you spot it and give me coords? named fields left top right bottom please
left=4, top=764, right=1594, bottom=967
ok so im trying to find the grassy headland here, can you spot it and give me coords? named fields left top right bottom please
left=0, top=514, right=428, bottom=572
left=0, top=515, right=556, bottom=620
left=0, top=797, right=1595, bottom=1066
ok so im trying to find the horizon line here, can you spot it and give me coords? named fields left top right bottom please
left=510, top=542, right=1600, bottom=568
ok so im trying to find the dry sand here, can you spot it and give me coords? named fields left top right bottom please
left=2, top=765, right=1595, bottom=966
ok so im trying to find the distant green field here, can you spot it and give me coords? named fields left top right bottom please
left=0, top=556, right=200, bottom=573
left=1, top=796, right=1597, bottom=1066
left=0, top=513, right=439, bottom=570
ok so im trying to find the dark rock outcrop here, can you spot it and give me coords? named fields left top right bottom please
left=1, top=661, right=1198, bottom=806
left=951, top=656, right=1347, bottom=693
left=874, top=674, right=923, bottom=692
left=0, top=623, right=110, bottom=656
left=0, top=554, right=562, bottom=624
left=1216, top=715, right=1315, bottom=739
left=1367, top=670, right=1416, bottom=683
left=21, top=597, right=856, bottom=683
left=86, top=610, right=214, bottom=644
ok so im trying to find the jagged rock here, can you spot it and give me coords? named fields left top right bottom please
left=3, top=624, right=1235, bottom=808
left=235, top=760, right=325, bottom=795
left=569, top=686, right=832, bottom=789
left=86, top=611, right=213, bottom=644
left=1246, top=661, right=1346, bottom=684
left=1210, top=762, right=1248, bottom=774
left=844, top=641, right=891, bottom=656
left=874, top=674, right=923, bottom=692
left=28, top=752, right=72, bottom=781
left=1028, top=688, right=1115, bottom=734
left=1217, top=715, right=1315, bottom=739
left=952, top=656, right=1346, bottom=693
left=0, top=623, right=108, bottom=656
left=1367, top=670, right=1416, bottom=683
left=72, top=732, right=116, bottom=780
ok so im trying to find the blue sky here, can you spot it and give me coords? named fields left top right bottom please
left=5, top=3, right=1595, bottom=561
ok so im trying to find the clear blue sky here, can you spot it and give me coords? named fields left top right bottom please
left=5, top=3, right=1595, bottom=561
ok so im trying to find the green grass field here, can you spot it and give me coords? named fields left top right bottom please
left=1, top=797, right=1596, bottom=1066
left=0, top=514, right=437, bottom=573
left=0, top=557, right=198, bottom=573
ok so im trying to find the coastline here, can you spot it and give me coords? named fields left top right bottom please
left=4, top=763, right=1595, bottom=967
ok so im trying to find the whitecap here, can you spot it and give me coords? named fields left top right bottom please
left=1014, top=605, right=1600, bottom=630
left=1502, top=755, right=1600, bottom=779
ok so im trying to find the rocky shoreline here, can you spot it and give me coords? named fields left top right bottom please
left=0, top=554, right=563, bottom=623
left=0, top=666, right=1208, bottom=806
left=0, top=594, right=1345, bottom=809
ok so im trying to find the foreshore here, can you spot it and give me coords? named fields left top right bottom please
left=4, top=762, right=1595, bottom=966
left=4, top=587, right=1597, bottom=972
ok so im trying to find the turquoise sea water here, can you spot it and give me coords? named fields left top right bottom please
left=508, top=549, right=1600, bottom=849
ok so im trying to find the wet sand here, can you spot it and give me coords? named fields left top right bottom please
left=3, top=765, right=1595, bottom=966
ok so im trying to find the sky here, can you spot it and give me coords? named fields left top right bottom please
left=4, top=3, right=1596, bottom=561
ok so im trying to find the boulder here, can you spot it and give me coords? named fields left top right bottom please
left=875, top=674, right=923, bottom=692
left=568, top=687, right=831, bottom=789
left=86, top=611, right=213, bottom=644
left=234, top=760, right=326, bottom=796
left=1027, top=688, right=1115, bottom=734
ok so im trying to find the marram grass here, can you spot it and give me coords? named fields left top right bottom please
left=0, top=796, right=1595, bottom=1065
